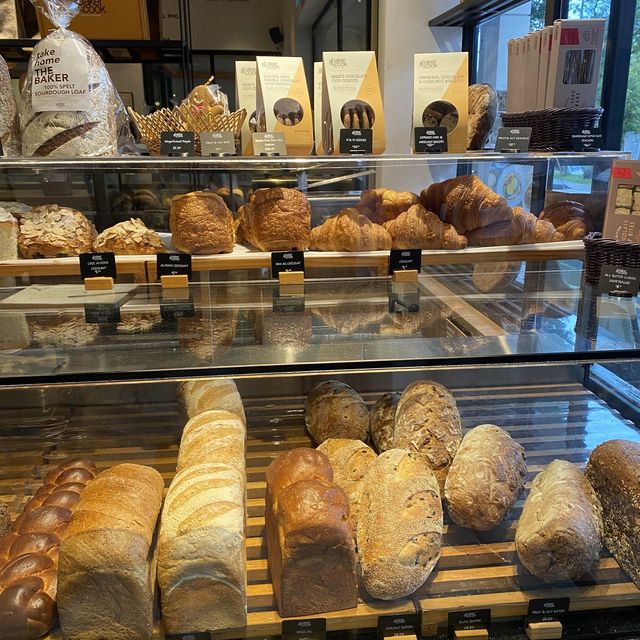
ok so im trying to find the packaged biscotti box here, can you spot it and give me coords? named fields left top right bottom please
left=602, top=160, right=640, bottom=243
left=321, top=51, right=385, bottom=155
left=255, top=56, right=313, bottom=156
left=413, top=52, right=468, bottom=153
left=314, top=61, right=324, bottom=155
left=235, top=61, right=256, bottom=156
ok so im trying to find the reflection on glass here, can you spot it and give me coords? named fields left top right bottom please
left=313, top=0, right=338, bottom=61
left=341, top=0, right=369, bottom=51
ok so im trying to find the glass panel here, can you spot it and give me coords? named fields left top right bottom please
left=623, top=2, right=640, bottom=159
left=341, top=0, right=369, bottom=51
left=313, top=0, right=338, bottom=61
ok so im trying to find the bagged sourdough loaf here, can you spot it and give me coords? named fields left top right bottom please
left=585, top=440, right=640, bottom=588
left=444, top=424, right=526, bottom=530
left=357, top=449, right=442, bottom=599
left=178, top=378, right=246, bottom=423
left=20, top=0, right=121, bottom=156
left=516, top=459, right=603, bottom=582
left=265, top=448, right=358, bottom=617
left=57, top=463, right=164, bottom=640
left=0, top=54, right=19, bottom=156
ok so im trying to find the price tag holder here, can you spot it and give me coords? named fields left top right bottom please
left=201, top=131, right=236, bottom=156
left=571, top=127, right=603, bottom=152
left=282, top=618, right=326, bottom=640
left=495, top=127, right=532, bottom=153
left=84, top=302, right=121, bottom=325
left=377, top=613, right=421, bottom=639
left=448, top=609, right=491, bottom=638
left=157, top=253, right=192, bottom=279
left=271, top=251, right=305, bottom=278
left=598, top=265, right=640, bottom=297
left=165, top=633, right=211, bottom=640
left=414, top=127, right=448, bottom=153
left=339, top=128, right=373, bottom=155
left=389, top=249, right=421, bottom=276
left=252, top=132, right=287, bottom=156
left=527, top=598, right=569, bottom=624
left=80, top=252, right=116, bottom=280
left=160, top=131, right=196, bottom=156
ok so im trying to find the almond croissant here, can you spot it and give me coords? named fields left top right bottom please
left=357, top=188, right=419, bottom=224
left=383, top=204, right=467, bottom=250
left=310, top=208, right=392, bottom=251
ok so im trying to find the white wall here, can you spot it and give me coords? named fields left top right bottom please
left=107, top=64, right=146, bottom=112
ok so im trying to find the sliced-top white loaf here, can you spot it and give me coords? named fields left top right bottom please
left=179, top=378, right=246, bottom=424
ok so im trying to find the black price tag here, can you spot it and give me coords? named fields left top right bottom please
left=339, top=128, right=373, bottom=155
left=160, top=131, right=196, bottom=156
left=252, top=132, right=287, bottom=156
left=165, top=633, right=211, bottom=640
left=414, top=127, right=448, bottom=153
left=157, top=253, right=192, bottom=279
left=200, top=131, right=236, bottom=156
left=160, top=299, right=195, bottom=321
left=571, top=127, right=603, bottom=152
left=598, top=265, right=640, bottom=297
left=273, top=288, right=305, bottom=313
left=282, top=618, right=326, bottom=640
left=495, top=127, right=532, bottom=153
left=377, top=613, right=420, bottom=639
left=271, top=251, right=305, bottom=278
left=84, top=302, right=121, bottom=325
left=79, top=252, right=116, bottom=280
left=527, top=597, right=570, bottom=624
left=448, top=609, right=491, bottom=637
left=389, top=249, right=422, bottom=275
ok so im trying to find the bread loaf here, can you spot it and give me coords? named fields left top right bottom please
left=310, top=208, right=392, bottom=251
left=393, top=381, right=462, bottom=491
left=176, top=410, right=246, bottom=473
left=444, top=424, right=526, bottom=530
left=0, top=458, right=97, bottom=640
left=178, top=378, right=246, bottom=424
left=357, top=449, right=442, bottom=599
left=317, top=438, right=377, bottom=534
left=265, top=448, right=357, bottom=617
left=0, top=211, right=18, bottom=260
left=58, top=463, right=164, bottom=640
left=515, top=459, right=603, bottom=582
left=0, top=54, right=19, bottom=156
left=305, top=380, right=369, bottom=445
left=370, top=392, right=399, bottom=453
left=0, top=503, right=9, bottom=539
left=585, top=440, right=640, bottom=588
left=467, top=84, right=497, bottom=150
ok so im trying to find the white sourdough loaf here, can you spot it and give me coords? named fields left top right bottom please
left=445, top=424, right=527, bottom=531
left=516, top=459, right=603, bottom=582
left=178, top=378, right=246, bottom=423
left=57, top=463, right=164, bottom=640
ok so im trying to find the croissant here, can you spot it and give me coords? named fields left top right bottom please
left=539, top=200, right=593, bottom=240
left=310, top=208, right=392, bottom=251
left=357, top=188, right=419, bottom=224
left=419, top=175, right=513, bottom=234
left=383, top=204, right=467, bottom=250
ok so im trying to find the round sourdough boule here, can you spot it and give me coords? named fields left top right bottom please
left=369, top=392, right=400, bottom=453
left=444, top=424, right=527, bottom=531
left=305, top=380, right=369, bottom=445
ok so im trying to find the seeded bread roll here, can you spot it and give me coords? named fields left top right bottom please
left=393, top=381, right=462, bottom=491
left=515, top=459, right=603, bottom=582
left=444, top=424, right=527, bottom=530
left=370, top=392, right=399, bottom=453
left=305, top=380, right=369, bottom=445
left=317, top=438, right=377, bottom=534
left=357, top=449, right=442, bottom=600
left=585, top=440, right=640, bottom=588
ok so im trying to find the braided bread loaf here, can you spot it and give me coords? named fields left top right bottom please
left=0, top=458, right=97, bottom=640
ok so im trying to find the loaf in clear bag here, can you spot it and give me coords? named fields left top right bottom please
left=0, top=54, right=20, bottom=156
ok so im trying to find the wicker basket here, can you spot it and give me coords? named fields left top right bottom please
left=128, top=106, right=247, bottom=155
left=501, top=108, right=603, bottom=152
left=583, top=234, right=640, bottom=285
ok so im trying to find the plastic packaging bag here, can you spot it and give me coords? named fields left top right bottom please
left=0, top=54, right=20, bottom=156
left=181, top=77, right=230, bottom=116
left=20, top=0, right=133, bottom=156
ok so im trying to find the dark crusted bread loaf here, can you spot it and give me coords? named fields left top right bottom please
left=585, top=440, right=640, bottom=587
left=265, top=448, right=358, bottom=617
left=370, top=392, right=400, bottom=453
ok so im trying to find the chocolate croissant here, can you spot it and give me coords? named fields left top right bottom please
left=310, top=208, right=392, bottom=251
left=539, top=200, right=593, bottom=240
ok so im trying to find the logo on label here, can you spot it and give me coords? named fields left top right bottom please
left=241, top=67, right=256, bottom=75
left=419, top=59, right=438, bottom=68
left=328, top=58, right=347, bottom=67
left=80, top=0, right=106, bottom=14
left=262, top=61, right=280, bottom=70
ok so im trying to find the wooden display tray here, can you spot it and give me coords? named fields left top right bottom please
left=2, top=382, right=640, bottom=638
left=0, top=241, right=584, bottom=281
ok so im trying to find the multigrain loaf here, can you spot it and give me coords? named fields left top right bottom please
left=515, top=459, right=603, bottom=582
left=392, top=380, right=462, bottom=491
left=317, top=438, right=377, bottom=534
left=305, top=380, right=369, bottom=445
left=178, top=378, right=246, bottom=423
left=57, top=464, right=164, bottom=640
left=585, top=439, right=640, bottom=588
left=370, top=392, right=400, bottom=453
left=265, top=448, right=357, bottom=617
left=357, top=449, right=442, bottom=600
left=444, top=424, right=526, bottom=530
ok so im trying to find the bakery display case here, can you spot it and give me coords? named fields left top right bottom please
left=1, top=258, right=640, bottom=640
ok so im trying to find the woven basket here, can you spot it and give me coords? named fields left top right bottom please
left=501, top=108, right=603, bottom=152
left=583, top=233, right=640, bottom=285
left=128, top=106, right=247, bottom=155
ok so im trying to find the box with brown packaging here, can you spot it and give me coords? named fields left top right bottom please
left=603, top=161, right=640, bottom=243
left=255, top=56, right=313, bottom=156
left=413, top=53, right=468, bottom=153
left=235, top=61, right=256, bottom=156
left=321, top=51, right=385, bottom=155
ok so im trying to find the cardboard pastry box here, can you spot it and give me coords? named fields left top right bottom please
left=236, top=61, right=257, bottom=156
left=603, top=161, right=640, bottom=243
